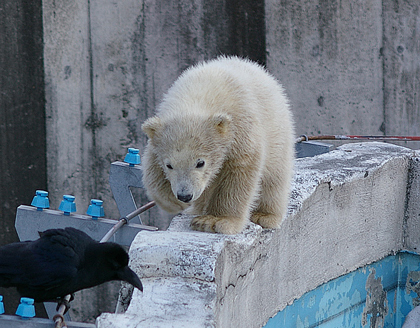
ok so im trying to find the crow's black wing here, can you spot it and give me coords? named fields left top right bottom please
left=0, top=227, right=95, bottom=300
left=24, top=228, right=94, bottom=289
left=0, top=242, right=32, bottom=286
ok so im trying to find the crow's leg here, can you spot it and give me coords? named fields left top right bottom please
left=55, top=294, right=74, bottom=314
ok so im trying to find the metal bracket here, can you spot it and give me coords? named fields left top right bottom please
left=15, top=205, right=148, bottom=246
left=296, top=140, right=333, bottom=158
left=0, top=314, right=94, bottom=327
left=109, top=161, right=144, bottom=224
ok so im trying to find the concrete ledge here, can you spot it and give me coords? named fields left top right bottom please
left=96, top=142, right=419, bottom=328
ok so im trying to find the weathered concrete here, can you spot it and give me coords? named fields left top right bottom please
left=0, top=0, right=47, bottom=316
left=266, top=0, right=384, bottom=137
left=43, top=0, right=93, bottom=213
left=265, top=0, right=420, bottom=149
left=382, top=0, right=420, bottom=149
left=403, top=154, right=420, bottom=252
left=96, top=142, right=418, bottom=328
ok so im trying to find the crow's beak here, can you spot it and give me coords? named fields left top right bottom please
left=118, top=267, right=143, bottom=292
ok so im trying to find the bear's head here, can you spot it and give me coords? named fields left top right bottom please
left=142, top=113, right=232, bottom=204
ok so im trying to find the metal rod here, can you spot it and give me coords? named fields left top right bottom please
left=53, top=294, right=71, bottom=328
left=126, top=201, right=156, bottom=221
left=100, top=201, right=157, bottom=243
left=296, top=135, right=420, bottom=143
left=100, top=220, right=127, bottom=243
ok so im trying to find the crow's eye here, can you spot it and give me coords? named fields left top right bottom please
left=196, top=160, right=205, bottom=168
left=166, top=164, right=173, bottom=170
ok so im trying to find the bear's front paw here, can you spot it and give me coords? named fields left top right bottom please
left=250, top=213, right=281, bottom=229
left=190, top=215, right=245, bottom=234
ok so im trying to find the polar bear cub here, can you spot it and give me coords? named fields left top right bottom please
left=141, top=56, right=295, bottom=234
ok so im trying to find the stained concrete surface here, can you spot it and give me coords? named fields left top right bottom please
left=96, top=142, right=420, bottom=328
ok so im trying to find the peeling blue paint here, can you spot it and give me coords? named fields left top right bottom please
left=264, top=252, right=420, bottom=328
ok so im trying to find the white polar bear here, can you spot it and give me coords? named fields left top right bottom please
left=141, top=56, right=295, bottom=234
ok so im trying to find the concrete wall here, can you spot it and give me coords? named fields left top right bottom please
left=0, top=0, right=48, bottom=317
left=266, top=0, right=420, bottom=147
left=266, top=0, right=384, bottom=136
left=382, top=0, right=420, bottom=139
left=96, top=142, right=420, bottom=327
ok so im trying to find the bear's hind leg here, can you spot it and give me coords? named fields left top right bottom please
left=251, top=174, right=290, bottom=229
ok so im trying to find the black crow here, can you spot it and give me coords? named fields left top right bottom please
left=0, top=227, right=143, bottom=302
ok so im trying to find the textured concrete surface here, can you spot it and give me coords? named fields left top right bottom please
left=96, top=143, right=419, bottom=328
left=382, top=0, right=420, bottom=142
left=403, top=154, right=420, bottom=252
left=266, top=0, right=384, bottom=137
left=0, top=0, right=48, bottom=317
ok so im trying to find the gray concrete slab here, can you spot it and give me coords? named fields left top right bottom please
left=43, top=0, right=93, bottom=212
left=96, top=142, right=416, bottom=328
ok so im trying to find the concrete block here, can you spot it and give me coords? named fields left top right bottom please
left=96, top=142, right=415, bottom=328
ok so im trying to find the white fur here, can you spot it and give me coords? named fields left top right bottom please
left=142, top=56, right=295, bottom=234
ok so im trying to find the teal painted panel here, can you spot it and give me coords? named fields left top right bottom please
left=265, top=252, right=420, bottom=328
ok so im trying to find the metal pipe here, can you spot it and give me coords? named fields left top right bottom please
left=53, top=294, right=71, bottom=328
left=125, top=201, right=156, bottom=221
left=100, top=201, right=157, bottom=243
left=296, top=135, right=420, bottom=143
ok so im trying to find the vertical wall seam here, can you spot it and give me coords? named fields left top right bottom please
left=402, top=155, right=415, bottom=250
left=380, top=0, right=387, bottom=136
left=87, top=0, right=98, bottom=196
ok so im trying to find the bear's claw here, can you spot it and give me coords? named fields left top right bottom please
left=250, top=213, right=281, bottom=229
left=190, top=215, right=244, bottom=234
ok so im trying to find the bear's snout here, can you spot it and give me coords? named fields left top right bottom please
left=177, top=193, right=193, bottom=203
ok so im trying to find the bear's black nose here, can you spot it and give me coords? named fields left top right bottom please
left=177, top=193, right=193, bottom=203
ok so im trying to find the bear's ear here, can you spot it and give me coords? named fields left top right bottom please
left=142, top=117, right=161, bottom=139
left=212, top=114, right=232, bottom=135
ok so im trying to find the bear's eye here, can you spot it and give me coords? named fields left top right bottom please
left=196, top=160, right=205, bottom=168
left=166, top=164, right=173, bottom=170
